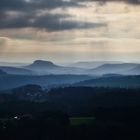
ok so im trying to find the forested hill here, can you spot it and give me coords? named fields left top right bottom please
left=75, top=75, right=140, bottom=88
left=1, top=86, right=140, bottom=116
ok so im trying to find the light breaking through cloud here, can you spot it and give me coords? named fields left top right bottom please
left=0, top=0, right=140, bottom=62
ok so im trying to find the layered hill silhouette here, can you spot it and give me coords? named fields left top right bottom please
left=25, top=60, right=84, bottom=75
left=126, top=65, right=140, bottom=75
left=0, top=74, right=92, bottom=90
left=68, top=61, right=122, bottom=69
left=75, top=75, right=140, bottom=88
left=0, top=69, right=7, bottom=75
left=0, top=66, right=34, bottom=75
left=0, top=60, right=140, bottom=76
left=87, top=63, right=139, bottom=75
left=25, top=60, right=140, bottom=75
left=0, top=62, right=27, bottom=67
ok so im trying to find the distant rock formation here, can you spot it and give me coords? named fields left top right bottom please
left=26, top=60, right=59, bottom=69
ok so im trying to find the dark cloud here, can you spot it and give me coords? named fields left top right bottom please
left=0, top=0, right=90, bottom=31
left=0, top=0, right=139, bottom=12
left=0, top=0, right=28, bottom=11
left=75, top=0, right=140, bottom=4
left=0, top=12, right=106, bottom=31
left=0, top=0, right=80, bottom=12
left=32, top=14, right=106, bottom=31
left=127, top=0, right=140, bottom=4
left=0, top=0, right=139, bottom=31
left=31, top=0, right=80, bottom=9
left=0, top=10, right=31, bottom=28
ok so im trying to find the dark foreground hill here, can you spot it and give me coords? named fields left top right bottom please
left=46, top=87, right=140, bottom=115
left=1, top=86, right=140, bottom=116
left=1, top=87, right=140, bottom=140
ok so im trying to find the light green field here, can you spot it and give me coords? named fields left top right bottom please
left=70, top=117, right=95, bottom=126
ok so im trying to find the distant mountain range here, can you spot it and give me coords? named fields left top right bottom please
left=67, top=61, right=122, bottom=69
left=25, top=60, right=85, bottom=75
left=0, top=62, right=28, bottom=67
left=126, top=65, right=140, bottom=75
left=0, top=60, right=140, bottom=76
left=24, top=60, right=140, bottom=75
left=88, top=63, right=139, bottom=75
left=0, top=59, right=140, bottom=90
left=0, top=66, right=34, bottom=75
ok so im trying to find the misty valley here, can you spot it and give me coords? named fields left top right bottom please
left=0, top=60, right=140, bottom=140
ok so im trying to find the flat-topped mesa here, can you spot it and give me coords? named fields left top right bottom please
left=26, top=60, right=58, bottom=69
left=33, top=60, right=54, bottom=66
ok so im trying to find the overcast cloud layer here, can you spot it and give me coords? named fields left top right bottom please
left=0, top=0, right=139, bottom=30
left=0, top=0, right=140, bottom=62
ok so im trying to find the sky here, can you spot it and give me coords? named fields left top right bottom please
left=0, top=0, right=140, bottom=63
